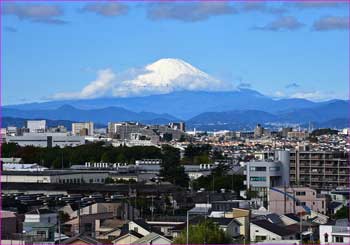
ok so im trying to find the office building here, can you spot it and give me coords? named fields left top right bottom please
left=1, top=170, right=109, bottom=184
left=254, top=124, right=264, bottom=138
left=6, top=133, right=85, bottom=148
left=108, top=122, right=143, bottom=139
left=244, top=151, right=290, bottom=203
left=27, top=120, right=46, bottom=133
left=72, top=122, right=94, bottom=136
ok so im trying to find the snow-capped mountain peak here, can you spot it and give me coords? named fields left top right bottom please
left=52, top=58, right=232, bottom=99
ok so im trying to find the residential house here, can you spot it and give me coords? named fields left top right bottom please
left=23, top=208, right=57, bottom=243
left=61, top=233, right=101, bottom=244
left=211, top=218, right=241, bottom=239
left=250, top=219, right=298, bottom=242
left=224, top=208, right=250, bottom=241
left=131, top=232, right=172, bottom=245
left=319, top=219, right=350, bottom=244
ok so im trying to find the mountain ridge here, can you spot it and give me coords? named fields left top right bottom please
left=4, top=90, right=335, bottom=119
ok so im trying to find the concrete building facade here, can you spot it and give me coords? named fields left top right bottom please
left=268, top=187, right=327, bottom=215
left=290, top=150, right=349, bottom=190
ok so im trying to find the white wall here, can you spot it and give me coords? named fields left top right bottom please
left=250, top=223, right=283, bottom=242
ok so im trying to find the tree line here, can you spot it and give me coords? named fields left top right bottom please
left=2, top=142, right=190, bottom=187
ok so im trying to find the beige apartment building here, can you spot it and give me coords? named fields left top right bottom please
left=290, top=151, right=349, bottom=190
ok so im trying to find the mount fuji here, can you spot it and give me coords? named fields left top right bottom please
left=3, top=58, right=348, bottom=129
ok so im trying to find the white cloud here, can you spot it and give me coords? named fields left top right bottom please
left=52, top=58, right=234, bottom=100
left=274, top=91, right=286, bottom=97
left=271, top=90, right=346, bottom=101
left=290, top=91, right=347, bottom=101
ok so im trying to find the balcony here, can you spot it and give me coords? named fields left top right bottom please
left=325, top=171, right=337, bottom=175
left=332, top=226, right=350, bottom=234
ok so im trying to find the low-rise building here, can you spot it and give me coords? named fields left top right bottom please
left=6, top=132, right=85, bottom=148
left=268, top=187, right=327, bottom=215
left=319, top=219, right=350, bottom=244
left=23, top=208, right=57, bottom=243
left=250, top=219, right=298, bottom=242
left=1, top=170, right=109, bottom=184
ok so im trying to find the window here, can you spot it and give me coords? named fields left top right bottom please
left=269, top=167, right=280, bottom=171
left=334, top=236, right=343, bottom=243
left=296, top=191, right=306, bottom=196
left=250, top=177, right=266, bottom=182
left=37, top=231, right=46, bottom=238
left=296, top=201, right=306, bottom=206
left=84, top=223, right=92, bottom=232
left=250, top=167, right=266, bottom=172
left=324, top=233, right=328, bottom=243
left=255, top=235, right=266, bottom=242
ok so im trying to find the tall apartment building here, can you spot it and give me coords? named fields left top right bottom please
left=72, top=122, right=94, bottom=136
left=290, top=150, right=349, bottom=190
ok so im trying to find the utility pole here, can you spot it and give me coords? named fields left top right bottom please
left=284, top=184, right=287, bottom=214
left=212, top=174, right=215, bottom=193
left=151, top=196, right=154, bottom=221
left=58, top=217, right=61, bottom=244
left=186, top=211, right=190, bottom=245
left=300, top=211, right=303, bottom=243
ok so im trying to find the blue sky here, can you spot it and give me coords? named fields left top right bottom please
left=2, top=1, right=349, bottom=105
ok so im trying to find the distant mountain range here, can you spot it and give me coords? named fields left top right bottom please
left=188, top=100, right=348, bottom=131
left=3, top=90, right=348, bottom=131
left=3, top=105, right=177, bottom=125
left=4, top=89, right=339, bottom=118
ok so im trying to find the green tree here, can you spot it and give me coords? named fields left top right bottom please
left=193, top=167, right=245, bottom=193
left=58, top=211, right=70, bottom=223
left=246, top=188, right=259, bottom=199
left=105, top=177, right=115, bottom=184
left=163, top=133, right=173, bottom=142
left=334, top=205, right=349, bottom=219
left=160, top=145, right=189, bottom=188
left=173, top=220, right=232, bottom=244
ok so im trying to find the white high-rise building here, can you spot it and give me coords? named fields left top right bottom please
left=26, top=120, right=46, bottom=133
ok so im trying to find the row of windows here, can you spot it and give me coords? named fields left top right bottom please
left=250, top=167, right=280, bottom=172
left=250, top=177, right=266, bottom=182
left=58, top=178, right=105, bottom=184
